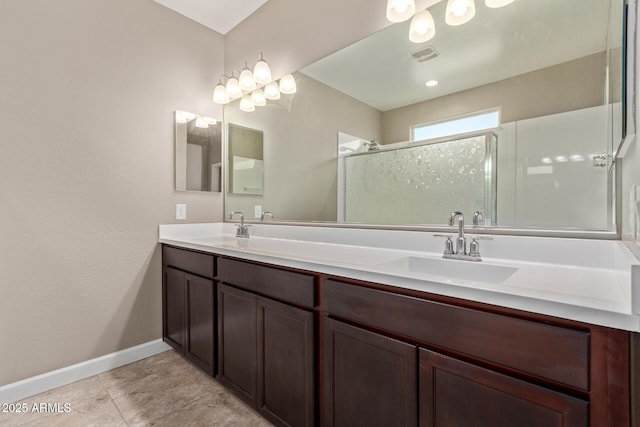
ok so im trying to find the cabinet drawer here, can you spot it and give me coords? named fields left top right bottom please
left=323, top=279, right=589, bottom=390
left=218, top=258, right=314, bottom=308
left=163, top=246, right=214, bottom=279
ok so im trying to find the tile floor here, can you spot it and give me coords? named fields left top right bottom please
left=0, top=350, right=272, bottom=426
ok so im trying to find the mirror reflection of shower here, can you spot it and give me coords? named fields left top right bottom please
left=337, top=132, right=372, bottom=221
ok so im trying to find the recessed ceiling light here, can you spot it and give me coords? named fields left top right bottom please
left=425, top=80, right=438, bottom=87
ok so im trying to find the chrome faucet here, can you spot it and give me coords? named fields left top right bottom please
left=229, top=211, right=250, bottom=238
left=437, top=211, right=485, bottom=262
left=448, top=211, right=466, bottom=255
left=261, top=211, right=273, bottom=221
left=472, top=210, right=484, bottom=226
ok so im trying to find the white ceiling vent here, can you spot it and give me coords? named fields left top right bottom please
left=411, top=46, right=439, bottom=63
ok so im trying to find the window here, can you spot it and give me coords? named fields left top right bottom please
left=411, top=109, right=500, bottom=142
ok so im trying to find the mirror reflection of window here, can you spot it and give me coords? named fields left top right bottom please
left=175, top=111, right=222, bottom=192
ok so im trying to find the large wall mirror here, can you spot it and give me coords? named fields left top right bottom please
left=224, top=0, right=631, bottom=234
left=175, top=110, right=222, bottom=192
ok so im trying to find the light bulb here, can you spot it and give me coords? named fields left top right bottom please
left=239, top=94, right=255, bottom=112
left=251, top=89, right=266, bottom=106
left=279, top=74, right=297, bottom=94
left=239, top=63, right=256, bottom=92
left=213, top=82, right=230, bottom=104
left=253, top=53, right=272, bottom=84
left=226, top=75, right=242, bottom=99
left=203, top=117, right=217, bottom=125
left=409, top=10, right=435, bottom=43
left=425, top=80, right=438, bottom=87
left=386, top=0, right=415, bottom=23
left=485, top=0, right=514, bottom=7
left=445, top=0, right=475, bottom=26
left=195, top=117, right=208, bottom=128
left=264, top=81, right=281, bottom=100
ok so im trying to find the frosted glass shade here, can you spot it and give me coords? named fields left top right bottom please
left=253, top=59, right=272, bottom=84
left=213, top=83, right=230, bottom=104
left=409, top=10, right=436, bottom=43
left=239, top=94, right=255, bottom=112
left=264, top=81, right=281, bottom=100
left=445, top=0, right=475, bottom=26
left=239, top=67, right=256, bottom=92
left=226, top=76, right=242, bottom=99
left=386, top=0, right=415, bottom=23
left=251, top=89, right=266, bottom=106
left=279, top=74, right=297, bottom=94
left=485, top=0, right=514, bottom=7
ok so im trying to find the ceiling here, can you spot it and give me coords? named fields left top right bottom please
left=301, top=0, right=615, bottom=112
left=153, top=0, right=269, bottom=34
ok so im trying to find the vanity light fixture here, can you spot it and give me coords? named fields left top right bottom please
left=203, top=117, right=217, bottom=126
left=253, top=53, right=272, bottom=85
left=212, top=53, right=296, bottom=111
left=239, top=62, right=257, bottom=92
left=485, top=0, right=514, bottom=7
left=213, top=78, right=230, bottom=104
left=279, top=74, right=297, bottom=94
left=251, top=88, right=267, bottom=106
left=409, top=10, right=436, bottom=43
left=240, top=94, right=255, bottom=112
left=389, top=0, right=515, bottom=43
left=386, top=0, right=416, bottom=23
left=225, top=73, right=242, bottom=99
left=445, top=0, right=476, bottom=26
left=264, top=81, right=281, bottom=100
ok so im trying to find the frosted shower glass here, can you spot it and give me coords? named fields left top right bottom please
left=345, top=134, right=495, bottom=225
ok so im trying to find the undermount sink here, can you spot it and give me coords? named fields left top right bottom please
left=376, top=256, right=518, bottom=284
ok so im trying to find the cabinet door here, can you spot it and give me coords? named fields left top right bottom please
left=419, top=349, right=588, bottom=427
left=163, top=267, right=186, bottom=353
left=217, top=283, right=258, bottom=404
left=186, top=273, right=215, bottom=376
left=258, top=297, right=314, bottom=427
left=324, top=318, right=417, bottom=427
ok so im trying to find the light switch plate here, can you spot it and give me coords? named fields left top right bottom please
left=254, top=205, right=262, bottom=219
left=176, top=204, right=187, bottom=220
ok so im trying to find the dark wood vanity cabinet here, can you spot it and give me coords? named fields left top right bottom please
left=162, top=246, right=216, bottom=376
left=322, top=279, right=627, bottom=427
left=323, top=318, right=417, bottom=427
left=419, top=349, right=588, bottom=427
left=161, top=246, right=634, bottom=427
left=217, top=258, right=316, bottom=427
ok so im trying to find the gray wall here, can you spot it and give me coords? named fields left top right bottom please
left=0, top=0, right=224, bottom=386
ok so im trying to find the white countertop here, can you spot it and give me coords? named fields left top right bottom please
left=159, top=223, right=640, bottom=332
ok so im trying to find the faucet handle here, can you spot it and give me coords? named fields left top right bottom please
left=433, top=234, right=454, bottom=255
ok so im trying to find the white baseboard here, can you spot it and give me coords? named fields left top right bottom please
left=0, top=339, right=172, bottom=404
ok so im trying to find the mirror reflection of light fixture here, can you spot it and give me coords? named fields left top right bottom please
left=279, top=74, right=297, bottom=94
left=253, top=53, right=272, bottom=85
left=264, top=81, right=281, bottom=100
left=239, top=63, right=257, bottom=92
left=226, top=74, right=242, bottom=99
left=204, top=117, right=217, bottom=126
left=386, top=0, right=416, bottom=22
left=409, top=10, right=436, bottom=43
left=445, top=0, right=476, bottom=26
left=485, top=0, right=514, bottom=7
left=240, top=94, right=255, bottom=112
left=195, top=117, right=209, bottom=128
left=175, top=110, right=195, bottom=123
left=251, top=88, right=267, bottom=106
